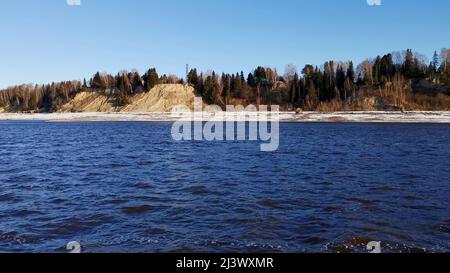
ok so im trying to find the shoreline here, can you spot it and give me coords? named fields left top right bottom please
left=1, top=111, right=450, bottom=123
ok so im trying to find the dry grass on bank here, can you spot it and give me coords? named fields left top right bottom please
left=316, top=75, right=450, bottom=113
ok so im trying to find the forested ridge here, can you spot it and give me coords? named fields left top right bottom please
left=1, top=49, right=450, bottom=113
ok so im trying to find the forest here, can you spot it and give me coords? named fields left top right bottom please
left=1, top=49, right=450, bottom=112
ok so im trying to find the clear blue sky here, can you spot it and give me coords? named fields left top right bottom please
left=0, top=0, right=449, bottom=88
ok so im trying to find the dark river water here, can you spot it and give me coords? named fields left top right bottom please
left=0, top=121, right=449, bottom=253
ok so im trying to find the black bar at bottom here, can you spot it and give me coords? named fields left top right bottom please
left=0, top=253, right=444, bottom=272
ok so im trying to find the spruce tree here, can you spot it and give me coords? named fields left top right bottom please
left=347, top=61, right=355, bottom=83
left=247, top=73, right=256, bottom=88
left=144, top=68, right=159, bottom=91
left=431, top=51, right=439, bottom=73
left=187, top=69, right=199, bottom=86
left=131, top=72, right=143, bottom=93
left=233, top=73, right=242, bottom=98
left=222, top=74, right=231, bottom=104
left=240, top=71, right=246, bottom=88
left=204, top=72, right=220, bottom=104
left=306, top=79, right=317, bottom=109
left=404, top=49, right=416, bottom=78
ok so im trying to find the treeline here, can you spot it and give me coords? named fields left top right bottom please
left=1, top=49, right=450, bottom=112
left=186, top=49, right=450, bottom=110
left=0, top=69, right=183, bottom=112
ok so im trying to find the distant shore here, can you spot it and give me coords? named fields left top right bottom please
left=1, top=111, right=450, bottom=123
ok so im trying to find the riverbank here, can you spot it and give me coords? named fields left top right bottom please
left=1, top=111, right=450, bottom=123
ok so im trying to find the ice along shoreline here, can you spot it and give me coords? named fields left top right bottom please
left=1, top=111, right=450, bottom=123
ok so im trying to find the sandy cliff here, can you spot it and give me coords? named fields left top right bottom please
left=60, top=84, right=196, bottom=113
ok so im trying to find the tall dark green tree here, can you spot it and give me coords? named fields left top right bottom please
left=254, top=67, right=267, bottom=84
left=336, top=64, right=346, bottom=100
left=323, top=61, right=336, bottom=101
left=221, top=73, right=231, bottom=104
left=404, top=49, right=416, bottom=78
left=347, top=61, right=355, bottom=83
left=288, top=73, right=299, bottom=104
left=204, top=72, right=220, bottom=104
left=131, top=71, right=143, bottom=93
left=253, top=67, right=267, bottom=107
left=187, top=69, right=199, bottom=86
left=306, top=78, right=317, bottom=109
left=247, top=73, right=256, bottom=88
left=240, top=71, right=247, bottom=88
left=143, top=68, right=159, bottom=91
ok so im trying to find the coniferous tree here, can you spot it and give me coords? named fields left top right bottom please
left=247, top=73, right=256, bottom=88
left=240, top=71, right=247, bottom=89
left=306, top=79, right=317, bottom=109
left=288, top=73, right=299, bottom=105
left=323, top=61, right=335, bottom=101
left=254, top=67, right=267, bottom=106
left=232, top=73, right=242, bottom=98
left=222, top=73, right=231, bottom=104
left=91, top=72, right=107, bottom=90
left=143, top=68, right=159, bottom=91
left=187, top=69, right=199, bottom=86
left=347, top=61, right=355, bottom=83
left=204, top=72, right=220, bottom=104
left=254, top=67, right=267, bottom=84
left=404, top=49, right=416, bottom=78
left=129, top=71, right=142, bottom=93
left=431, top=51, right=439, bottom=73
left=373, top=56, right=382, bottom=84
left=336, top=64, right=346, bottom=100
